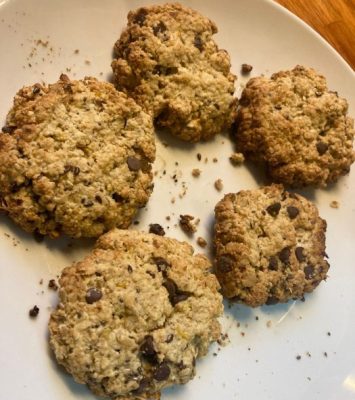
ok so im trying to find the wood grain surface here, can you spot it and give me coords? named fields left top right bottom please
left=275, top=0, right=355, bottom=69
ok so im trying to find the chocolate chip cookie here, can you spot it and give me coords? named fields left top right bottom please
left=112, top=3, right=237, bottom=142
left=49, top=229, right=223, bottom=399
left=214, top=184, right=329, bottom=307
left=235, top=65, right=354, bottom=187
left=0, top=75, right=155, bottom=238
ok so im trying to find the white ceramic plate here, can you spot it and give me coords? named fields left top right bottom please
left=0, top=1, right=354, bottom=399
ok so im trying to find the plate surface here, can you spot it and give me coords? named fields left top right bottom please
left=0, top=1, right=354, bottom=399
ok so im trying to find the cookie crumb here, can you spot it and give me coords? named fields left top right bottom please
left=85, top=60, right=91, bottom=65
left=323, top=352, right=328, bottom=357
left=48, top=279, right=58, bottom=291
left=217, top=332, right=230, bottom=346
left=296, top=355, right=301, bottom=360
left=74, top=49, right=79, bottom=54
left=214, top=179, right=223, bottom=191
left=330, top=200, right=339, bottom=209
left=229, top=152, right=245, bottom=165
left=192, top=168, right=201, bottom=177
left=39, top=279, right=43, bottom=285
left=241, top=63, right=253, bottom=74
left=179, top=214, right=198, bottom=234
left=266, top=320, right=272, bottom=328
left=29, top=305, right=39, bottom=318
left=196, top=237, right=207, bottom=248
left=197, top=153, right=202, bottom=161
left=149, top=223, right=165, bottom=236
left=212, top=157, right=218, bottom=163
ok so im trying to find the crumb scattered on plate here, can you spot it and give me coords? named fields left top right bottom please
left=214, top=179, right=223, bottom=191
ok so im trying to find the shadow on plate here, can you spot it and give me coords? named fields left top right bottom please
left=0, top=213, right=96, bottom=254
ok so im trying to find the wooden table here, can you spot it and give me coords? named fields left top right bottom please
left=275, top=0, right=355, bottom=69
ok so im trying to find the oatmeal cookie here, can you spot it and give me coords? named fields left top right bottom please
left=235, top=65, right=354, bottom=187
left=214, top=184, right=329, bottom=307
left=49, top=229, right=222, bottom=399
left=112, top=3, right=236, bottom=142
left=0, top=75, right=155, bottom=238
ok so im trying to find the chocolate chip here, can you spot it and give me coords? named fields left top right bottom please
left=316, top=141, right=328, bottom=155
left=241, top=63, right=253, bottom=74
left=171, top=292, right=191, bottom=306
left=163, top=278, right=191, bottom=306
left=194, top=34, right=203, bottom=51
left=266, top=296, right=278, bottom=305
left=218, top=255, right=233, bottom=273
left=153, top=362, right=170, bottom=381
left=278, top=247, right=291, bottom=264
left=48, top=279, right=58, bottom=291
left=2, top=125, right=17, bottom=133
left=268, top=256, right=278, bottom=270
left=287, top=206, right=299, bottom=219
left=111, top=192, right=123, bottom=203
left=140, top=335, right=156, bottom=359
left=197, top=153, right=202, bottom=161
left=83, top=199, right=94, bottom=207
left=127, top=265, right=133, bottom=273
left=266, top=202, right=281, bottom=217
left=153, top=65, right=178, bottom=76
left=29, top=305, right=39, bottom=318
left=64, top=165, right=80, bottom=175
left=133, top=8, right=147, bottom=26
left=149, top=223, right=165, bottom=236
left=166, top=334, right=174, bottom=343
left=127, top=156, right=142, bottom=171
left=95, top=195, right=102, bottom=204
left=32, top=86, right=41, bottom=94
left=132, top=377, right=150, bottom=395
left=85, top=288, right=102, bottom=304
left=153, top=21, right=167, bottom=35
left=295, top=247, right=306, bottom=262
left=59, top=73, right=70, bottom=82
left=154, top=257, right=170, bottom=275
left=163, top=278, right=177, bottom=299
left=304, top=265, right=315, bottom=279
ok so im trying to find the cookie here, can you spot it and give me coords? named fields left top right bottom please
left=112, top=3, right=236, bottom=142
left=235, top=65, right=355, bottom=187
left=49, top=229, right=222, bottom=399
left=0, top=75, right=155, bottom=238
left=214, top=184, right=329, bottom=307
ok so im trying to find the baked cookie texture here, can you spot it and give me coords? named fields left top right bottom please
left=235, top=65, right=355, bottom=187
left=49, top=229, right=223, bottom=399
left=214, top=184, right=329, bottom=307
left=0, top=75, right=155, bottom=238
left=112, top=2, right=237, bottom=142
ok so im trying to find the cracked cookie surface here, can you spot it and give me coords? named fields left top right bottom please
left=214, top=184, right=329, bottom=307
left=112, top=2, right=236, bottom=142
left=235, top=65, right=354, bottom=187
left=49, top=229, right=223, bottom=399
left=0, top=75, right=155, bottom=238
